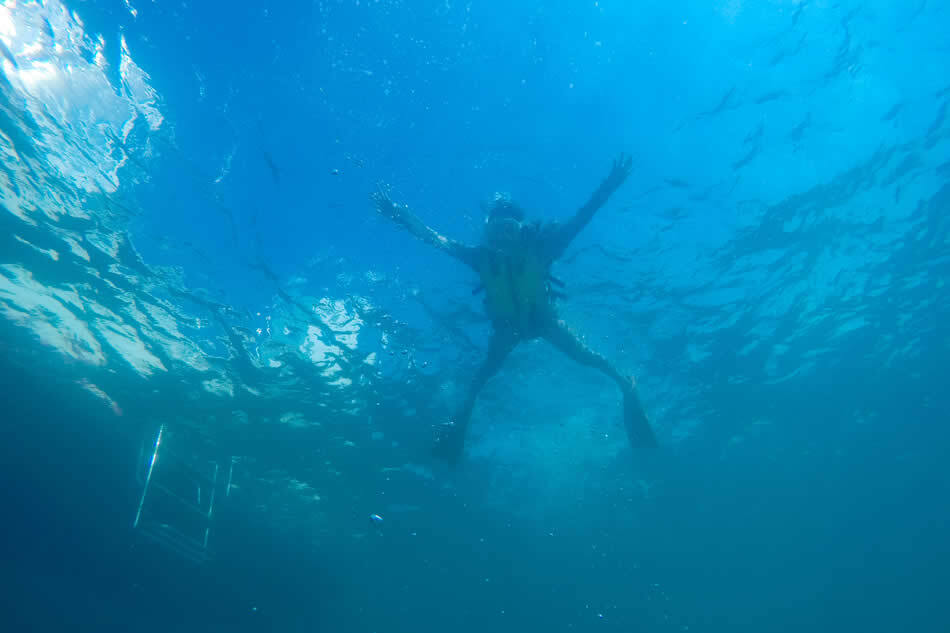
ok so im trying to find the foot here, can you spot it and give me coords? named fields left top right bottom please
left=622, top=379, right=658, bottom=448
left=432, top=420, right=464, bottom=465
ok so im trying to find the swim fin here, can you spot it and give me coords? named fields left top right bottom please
left=623, top=384, right=658, bottom=449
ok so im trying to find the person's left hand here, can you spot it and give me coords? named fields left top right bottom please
left=602, top=153, right=633, bottom=192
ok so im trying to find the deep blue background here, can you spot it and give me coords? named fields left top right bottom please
left=2, top=1, right=949, bottom=632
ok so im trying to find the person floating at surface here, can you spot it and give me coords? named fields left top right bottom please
left=371, top=154, right=656, bottom=464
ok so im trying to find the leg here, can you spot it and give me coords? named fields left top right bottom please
left=541, top=319, right=657, bottom=448
left=433, top=328, right=519, bottom=464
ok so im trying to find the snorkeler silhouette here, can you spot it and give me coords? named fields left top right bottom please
left=372, top=154, right=656, bottom=464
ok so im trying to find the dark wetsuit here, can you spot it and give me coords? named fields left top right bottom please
left=372, top=155, right=656, bottom=463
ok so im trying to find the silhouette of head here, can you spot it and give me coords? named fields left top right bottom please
left=486, top=192, right=525, bottom=223
left=484, top=192, right=525, bottom=249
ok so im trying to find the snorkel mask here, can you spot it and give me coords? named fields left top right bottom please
left=484, top=192, right=525, bottom=248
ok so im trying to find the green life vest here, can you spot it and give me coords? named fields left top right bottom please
left=478, top=247, right=553, bottom=332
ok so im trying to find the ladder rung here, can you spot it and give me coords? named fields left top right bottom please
left=137, top=523, right=210, bottom=563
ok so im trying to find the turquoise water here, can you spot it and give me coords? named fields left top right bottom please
left=1, top=1, right=948, bottom=631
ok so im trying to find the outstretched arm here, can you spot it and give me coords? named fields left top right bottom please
left=546, top=154, right=633, bottom=260
left=371, top=186, right=480, bottom=270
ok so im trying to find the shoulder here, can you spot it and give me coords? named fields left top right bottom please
left=459, top=243, right=490, bottom=269
left=532, top=220, right=566, bottom=259
left=518, top=219, right=558, bottom=241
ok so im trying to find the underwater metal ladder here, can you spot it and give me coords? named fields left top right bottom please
left=132, top=424, right=235, bottom=564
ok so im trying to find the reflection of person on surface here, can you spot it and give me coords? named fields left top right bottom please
left=372, top=154, right=656, bottom=465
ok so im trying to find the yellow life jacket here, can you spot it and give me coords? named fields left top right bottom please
left=478, top=247, right=552, bottom=332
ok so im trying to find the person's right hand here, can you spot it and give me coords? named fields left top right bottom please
left=371, top=184, right=403, bottom=221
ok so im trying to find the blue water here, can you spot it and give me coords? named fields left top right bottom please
left=1, top=1, right=948, bottom=631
